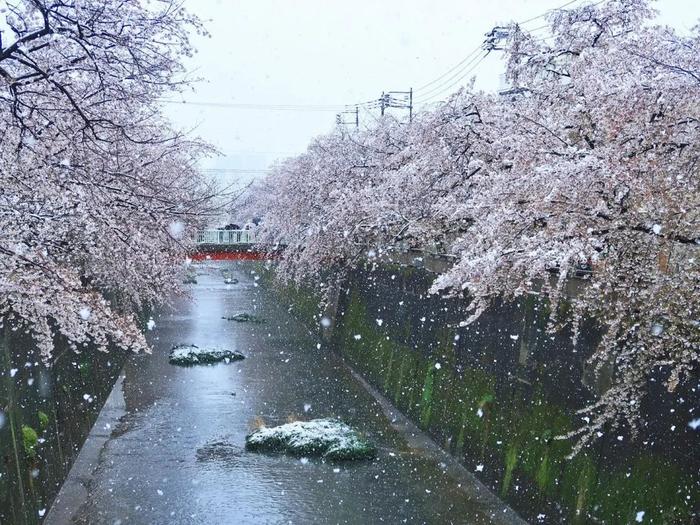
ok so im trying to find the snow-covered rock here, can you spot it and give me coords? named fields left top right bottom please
left=245, top=418, right=376, bottom=461
left=168, top=344, right=244, bottom=366
left=182, top=271, right=198, bottom=285
left=222, top=313, right=265, bottom=324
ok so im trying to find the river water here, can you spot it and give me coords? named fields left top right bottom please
left=57, top=261, right=519, bottom=524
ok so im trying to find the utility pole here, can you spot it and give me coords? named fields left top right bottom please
left=379, top=89, right=413, bottom=123
left=336, top=106, right=360, bottom=129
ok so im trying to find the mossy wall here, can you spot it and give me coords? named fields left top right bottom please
left=279, top=262, right=699, bottom=524
left=0, top=323, right=127, bottom=524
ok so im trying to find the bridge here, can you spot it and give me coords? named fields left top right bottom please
left=196, top=229, right=258, bottom=245
left=192, top=229, right=272, bottom=260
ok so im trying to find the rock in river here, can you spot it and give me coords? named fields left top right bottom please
left=245, top=418, right=376, bottom=461
left=169, top=344, right=245, bottom=366
left=222, top=312, right=265, bottom=323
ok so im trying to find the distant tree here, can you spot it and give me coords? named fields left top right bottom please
left=0, top=0, right=218, bottom=359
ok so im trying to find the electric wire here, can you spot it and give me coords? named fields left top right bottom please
left=414, top=45, right=484, bottom=91
left=161, top=0, right=602, bottom=117
left=413, top=51, right=489, bottom=104
left=414, top=53, right=489, bottom=105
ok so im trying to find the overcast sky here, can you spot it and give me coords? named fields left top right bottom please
left=163, top=0, right=700, bottom=186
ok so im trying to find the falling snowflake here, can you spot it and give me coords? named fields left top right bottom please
left=168, top=220, right=186, bottom=239
left=79, top=307, right=91, bottom=320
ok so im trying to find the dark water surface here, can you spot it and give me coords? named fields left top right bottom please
left=65, top=261, right=517, bottom=525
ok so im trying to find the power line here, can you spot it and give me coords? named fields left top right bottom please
left=413, top=51, right=489, bottom=104
left=159, top=95, right=384, bottom=113
left=218, top=150, right=297, bottom=156
left=410, top=0, right=592, bottom=102
left=418, top=54, right=489, bottom=105
left=414, top=46, right=484, bottom=92
left=162, top=0, right=599, bottom=124
left=411, top=0, right=605, bottom=106
left=517, top=0, right=583, bottom=25
left=200, top=168, right=271, bottom=174
left=160, top=100, right=358, bottom=112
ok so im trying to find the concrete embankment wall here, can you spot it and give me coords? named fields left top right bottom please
left=274, top=261, right=699, bottom=524
left=0, top=324, right=127, bottom=524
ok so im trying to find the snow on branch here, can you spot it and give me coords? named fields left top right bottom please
left=0, top=0, right=218, bottom=359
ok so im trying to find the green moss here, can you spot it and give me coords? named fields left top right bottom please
left=37, top=411, right=49, bottom=432
left=393, top=353, right=409, bottom=404
left=273, top=280, right=324, bottom=330
left=453, top=407, right=469, bottom=454
left=419, top=363, right=435, bottom=429
left=535, top=448, right=551, bottom=493
left=21, top=425, right=38, bottom=459
left=78, top=360, right=90, bottom=379
left=508, top=398, right=572, bottom=499
left=382, top=344, right=396, bottom=391
left=561, top=454, right=597, bottom=523
left=452, top=369, right=496, bottom=454
left=502, top=443, right=520, bottom=497
left=592, top=456, right=693, bottom=524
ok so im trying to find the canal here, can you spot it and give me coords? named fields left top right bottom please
left=45, top=261, right=522, bottom=524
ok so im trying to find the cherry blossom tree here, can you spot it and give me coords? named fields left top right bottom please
left=247, top=0, right=699, bottom=447
left=434, top=0, right=699, bottom=450
left=0, top=0, right=218, bottom=360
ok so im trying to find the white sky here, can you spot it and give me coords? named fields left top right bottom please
left=163, top=0, right=700, bottom=186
